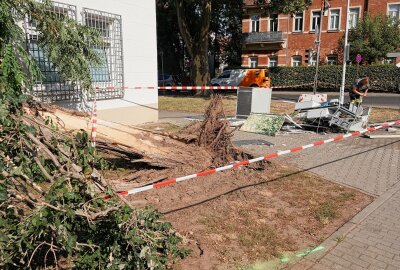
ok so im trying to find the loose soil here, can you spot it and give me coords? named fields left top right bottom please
left=44, top=101, right=373, bottom=270
left=105, top=161, right=372, bottom=270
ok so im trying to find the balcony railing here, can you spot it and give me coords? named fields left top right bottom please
left=243, top=31, right=286, bottom=44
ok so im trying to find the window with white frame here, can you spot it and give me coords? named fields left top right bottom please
left=327, top=55, right=338, bottom=65
left=388, top=4, right=400, bottom=20
left=349, top=7, right=360, bottom=29
left=292, top=56, right=302, bottom=67
left=293, top=12, right=304, bottom=32
left=251, top=15, right=260, bottom=32
left=249, top=57, right=258, bottom=68
left=269, top=56, right=278, bottom=67
left=311, top=11, right=321, bottom=32
left=269, top=14, right=278, bottom=32
left=329, top=9, right=340, bottom=31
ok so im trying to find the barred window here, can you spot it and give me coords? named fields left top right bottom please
left=25, top=2, right=80, bottom=102
left=83, top=8, right=124, bottom=100
left=24, top=2, right=124, bottom=102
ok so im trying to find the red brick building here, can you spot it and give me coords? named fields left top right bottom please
left=242, top=0, right=400, bottom=67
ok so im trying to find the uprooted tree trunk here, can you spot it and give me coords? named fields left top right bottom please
left=183, top=95, right=253, bottom=166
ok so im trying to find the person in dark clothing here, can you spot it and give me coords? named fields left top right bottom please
left=349, top=76, right=370, bottom=106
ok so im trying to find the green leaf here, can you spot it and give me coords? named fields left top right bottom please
left=0, top=189, right=7, bottom=202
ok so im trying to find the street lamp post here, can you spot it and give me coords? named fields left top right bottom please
left=161, top=50, right=165, bottom=87
left=340, top=0, right=351, bottom=106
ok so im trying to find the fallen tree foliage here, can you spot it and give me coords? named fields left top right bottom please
left=0, top=0, right=188, bottom=268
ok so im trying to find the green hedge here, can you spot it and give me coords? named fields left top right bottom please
left=269, top=65, right=400, bottom=92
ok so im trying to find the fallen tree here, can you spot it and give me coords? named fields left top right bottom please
left=0, top=0, right=188, bottom=268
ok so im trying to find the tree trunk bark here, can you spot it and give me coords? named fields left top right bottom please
left=191, top=42, right=210, bottom=94
left=174, top=0, right=211, bottom=95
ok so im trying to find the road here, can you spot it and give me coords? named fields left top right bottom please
left=272, top=91, right=400, bottom=108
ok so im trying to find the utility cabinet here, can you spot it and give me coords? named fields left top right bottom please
left=236, top=87, right=272, bottom=119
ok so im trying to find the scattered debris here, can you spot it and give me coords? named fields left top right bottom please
left=294, top=94, right=371, bottom=132
left=240, top=114, right=285, bottom=136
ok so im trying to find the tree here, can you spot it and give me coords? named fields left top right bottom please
left=210, top=0, right=243, bottom=70
left=172, top=0, right=313, bottom=87
left=156, top=1, right=185, bottom=75
left=156, top=0, right=243, bottom=83
left=174, top=0, right=212, bottom=86
left=343, top=15, right=400, bottom=64
left=254, top=0, right=313, bottom=14
left=1, top=0, right=188, bottom=268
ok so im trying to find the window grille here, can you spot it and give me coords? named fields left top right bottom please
left=83, top=8, right=124, bottom=100
left=25, top=2, right=81, bottom=102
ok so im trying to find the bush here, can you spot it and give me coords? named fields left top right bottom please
left=269, top=65, right=400, bottom=92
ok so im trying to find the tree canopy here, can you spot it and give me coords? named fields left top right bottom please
left=344, top=15, right=400, bottom=64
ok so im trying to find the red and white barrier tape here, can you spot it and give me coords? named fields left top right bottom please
left=106, top=120, right=400, bottom=198
left=95, top=86, right=239, bottom=91
left=94, top=83, right=316, bottom=91
left=91, top=98, right=97, bottom=148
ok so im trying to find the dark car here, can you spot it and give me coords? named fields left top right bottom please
left=158, top=74, right=181, bottom=86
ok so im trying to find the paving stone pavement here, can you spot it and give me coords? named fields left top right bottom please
left=233, top=131, right=400, bottom=196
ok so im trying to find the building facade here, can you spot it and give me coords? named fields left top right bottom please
left=25, top=0, right=158, bottom=125
left=242, top=0, right=400, bottom=68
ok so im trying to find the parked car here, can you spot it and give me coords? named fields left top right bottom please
left=158, top=74, right=181, bottom=86
left=211, top=68, right=271, bottom=88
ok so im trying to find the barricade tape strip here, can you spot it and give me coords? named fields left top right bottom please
left=105, top=120, right=400, bottom=199
left=91, top=97, right=97, bottom=148
left=94, top=83, right=318, bottom=91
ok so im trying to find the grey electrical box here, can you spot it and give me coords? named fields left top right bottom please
left=236, top=87, right=272, bottom=119
left=251, top=88, right=272, bottom=114
left=236, top=87, right=252, bottom=119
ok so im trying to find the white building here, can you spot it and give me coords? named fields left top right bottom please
left=25, top=0, right=158, bottom=125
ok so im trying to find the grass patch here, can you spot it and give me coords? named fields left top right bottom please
left=159, top=96, right=237, bottom=116
left=159, top=96, right=399, bottom=123
left=314, top=202, right=336, bottom=225
left=159, top=96, right=295, bottom=116
left=369, top=107, right=400, bottom=123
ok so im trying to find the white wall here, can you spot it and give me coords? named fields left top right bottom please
left=55, top=0, right=158, bottom=123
